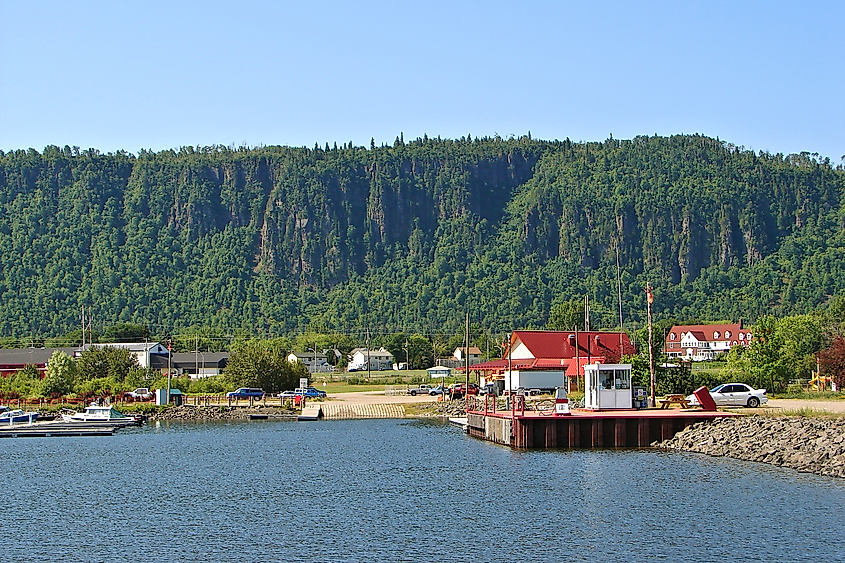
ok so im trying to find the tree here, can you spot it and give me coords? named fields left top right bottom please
left=42, top=350, right=77, bottom=396
left=100, top=323, right=150, bottom=343
left=77, top=346, right=139, bottom=382
left=224, top=340, right=305, bottom=393
left=547, top=300, right=584, bottom=330
left=819, top=337, right=845, bottom=390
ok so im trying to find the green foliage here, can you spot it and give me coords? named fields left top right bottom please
left=42, top=350, right=77, bottom=396
left=224, top=339, right=306, bottom=393
left=547, top=300, right=585, bottom=331
left=0, top=365, right=42, bottom=399
left=0, top=136, right=842, bottom=340
left=76, top=346, right=139, bottom=382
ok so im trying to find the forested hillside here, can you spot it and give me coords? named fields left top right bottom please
left=0, top=135, right=842, bottom=339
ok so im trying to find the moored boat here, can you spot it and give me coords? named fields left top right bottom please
left=60, top=405, right=142, bottom=426
left=0, top=408, right=39, bottom=425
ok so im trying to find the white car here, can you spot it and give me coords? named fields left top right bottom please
left=687, top=383, right=768, bottom=408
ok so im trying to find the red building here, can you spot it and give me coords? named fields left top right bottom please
left=460, top=330, right=636, bottom=392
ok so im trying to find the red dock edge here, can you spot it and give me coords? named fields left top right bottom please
left=465, top=404, right=737, bottom=449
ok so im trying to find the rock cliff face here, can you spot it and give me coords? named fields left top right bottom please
left=654, top=416, right=845, bottom=478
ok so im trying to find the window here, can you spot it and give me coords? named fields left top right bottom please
left=670, top=332, right=677, bottom=341
left=724, top=330, right=732, bottom=338
left=615, top=369, right=631, bottom=389
left=713, top=331, right=720, bottom=339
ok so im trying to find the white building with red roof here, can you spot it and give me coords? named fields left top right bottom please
left=461, top=330, right=636, bottom=392
left=663, top=322, right=751, bottom=361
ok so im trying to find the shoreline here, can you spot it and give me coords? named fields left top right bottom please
left=654, top=415, right=845, bottom=479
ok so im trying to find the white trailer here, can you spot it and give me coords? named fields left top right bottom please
left=503, top=370, right=566, bottom=393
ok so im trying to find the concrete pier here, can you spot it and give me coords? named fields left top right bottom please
left=466, top=407, right=736, bottom=449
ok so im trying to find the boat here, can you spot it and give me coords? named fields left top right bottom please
left=60, top=405, right=143, bottom=427
left=0, top=408, right=39, bottom=425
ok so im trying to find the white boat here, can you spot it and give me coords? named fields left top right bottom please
left=61, top=405, right=142, bottom=426
left=0, top=408, right=39, bottom=425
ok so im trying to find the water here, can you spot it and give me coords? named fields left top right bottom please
left=2, top=419, right=844, bottom=562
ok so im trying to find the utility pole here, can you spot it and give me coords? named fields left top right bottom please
left=465, top=311, right=470, bottom=394
left=646, top=282, right=656, bottom=408
left=366, top=328, right=371, bottom=380
left=616, top=244, right=624, bottom=358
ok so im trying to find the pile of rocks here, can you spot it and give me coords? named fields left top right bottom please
left=148, top=405, right=297, bottom=422
left=654, top=416, right=845, bottom=478
left=411, top=398, right=468, bottom=417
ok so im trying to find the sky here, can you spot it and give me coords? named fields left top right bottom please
left=1, top=1, right=843, bottom=162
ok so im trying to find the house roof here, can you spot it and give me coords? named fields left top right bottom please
left=455, top=346, right=482, bottom=355
left=0, top=347, right=79, bottom=367
left=349, top=348, right=393, bottom=357
left=90, top=342, right=166, bottom=352
left=507, top=330, right=635, bottom=361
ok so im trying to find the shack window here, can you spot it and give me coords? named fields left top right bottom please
left=615, top=369, right=631, bottom=390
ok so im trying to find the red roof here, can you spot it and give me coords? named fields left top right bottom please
left=458, top=330, right=634, bottom=373
left=664, top=323, right=751, bottom=348
left=509, top=330, right=635, bottom=362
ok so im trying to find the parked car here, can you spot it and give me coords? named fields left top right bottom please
left=428, top=384, right=447, bottom=396
left=226, top=388, right=265, bottom=399
left=299, top=387, right=327, bottom=398
left=123, top=387, right=154, bottom=401
left=687, top=383, right=768, bottom=408
left=479, top=384, right=497, bottom=396
left=277, top=387, right=327, bottom=398
left=448, top=383, right=465, bottom=398
left=407, top=384, right=434, bottom=396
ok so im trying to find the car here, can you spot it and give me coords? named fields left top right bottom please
left=300, top=387, right=327, bottom=398
left=277, top=387, right=327, bottom=399
left=479, top=384, right=497, bottom=396
left=448, top=383, right=465, bottom=398
left=428, top=384, right=447, bottom=396
left=226, top=388, right=265, bottom=399
left=123, top=387, right=154, bottom=401
left=687, top=383, right=768, bottom=408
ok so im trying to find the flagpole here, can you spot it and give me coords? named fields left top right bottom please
left=646, top=282, right=656, bottom=408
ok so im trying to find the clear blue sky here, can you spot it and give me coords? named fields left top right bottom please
left=2, top=1, right=843, bottom=161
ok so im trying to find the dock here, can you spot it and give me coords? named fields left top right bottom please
left=466, top=405, right=736, bottom=449
left=297, top=405, right=323, bottom=421
left=0, top=422, right=119, bottom=438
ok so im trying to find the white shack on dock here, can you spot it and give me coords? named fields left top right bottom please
left=584, top=363, right=633, bottom=410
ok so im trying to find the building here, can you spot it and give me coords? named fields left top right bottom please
left=663, top=323, right=751, bottom=361
left=436, top=346, right=483, bottom=369
left=347, top=348, right=394, bottom=371
left=460, top=330, right=636, bottom=392
left=89, top=342, right=169, bottom=369
left=287, top=351, right=336, bottom=373
left=0, top=347, right=78, bottom=378
left=166, top=352, right=229, bottom=378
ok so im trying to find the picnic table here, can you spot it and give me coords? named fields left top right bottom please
left=659, top=394, right=691, bottom=409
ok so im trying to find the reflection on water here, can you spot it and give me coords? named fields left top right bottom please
left=2, top=418, right=844, bottom=562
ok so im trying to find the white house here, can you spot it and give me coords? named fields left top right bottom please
left=287, top=351, right=335, bottom=373
left=347, top=348, right=394, bottom=371
left=664, top=323, right=752, bottom=361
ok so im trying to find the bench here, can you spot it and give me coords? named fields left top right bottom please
left=659, top=394, right=691, bottom=409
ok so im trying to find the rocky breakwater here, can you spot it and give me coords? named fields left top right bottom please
left=655, top=416, right=845, bottom=479
left=148, top=405, right=298, bottom=422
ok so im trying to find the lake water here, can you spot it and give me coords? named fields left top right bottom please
left=2, top=418, right=844, bottom=562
